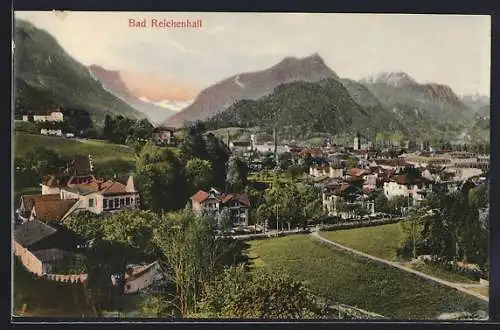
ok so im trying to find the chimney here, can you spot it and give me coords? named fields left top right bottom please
left=126, top=176, right=136, bottom=193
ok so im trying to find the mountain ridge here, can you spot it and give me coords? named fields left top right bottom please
left=88, top=64, right=177, bottom=125
left=163, top=53, right=339, bottom=127
left=13, top=19, right=144, bottom=122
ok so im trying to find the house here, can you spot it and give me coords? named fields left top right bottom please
left=190, top=188, right=251, bottom=228
left=30, top=197, right=79, bottom=223
left=253, top=143, right=290, bottom=155
left=383, top=173, right=432, bottom=204
left=120, top=261, right=165, bottom=294
left=353, top=132, right=372, bottom=151
left=329, top=164, right=343, bottom=179
left=40, top=128, right=63, bottom=136
left=18, top=194, right=62, bottom=223
left=152, top=127, right=175, bottom=146
left=322, top=182, right=371, bottom=219
left=24, top=109, right=64, bottom=123
left=58, top=176, right=140, bottom=215
left=41, top=155, right=94, bottom=195
left=13, top=219, right=83, bottom=275
left=24, top=156, right=140, bottom=222
left=230, top=141, right=251, bottom=153
left=219, top=193, right=251, bottom=227
left=309, top=165, right=330, bottom=178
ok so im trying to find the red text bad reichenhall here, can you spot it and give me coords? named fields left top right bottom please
left=129, top=18, right=203, bottom=28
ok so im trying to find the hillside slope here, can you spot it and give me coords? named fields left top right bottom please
left=88, top=65, right=176, bottom=125
left=163, top=54, right=339, bottom=127
left=206, top=78, right=403, bottom=139
left=13, top=19, right=144, bottom=122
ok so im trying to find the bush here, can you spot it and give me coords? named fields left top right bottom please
left=423, top=258, right=483, bottom=281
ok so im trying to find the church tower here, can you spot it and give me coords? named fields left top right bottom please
left=353, top=131, right=361, bottom=151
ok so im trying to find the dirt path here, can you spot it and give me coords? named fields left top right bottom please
left=310, top=231, right=488, bottom=302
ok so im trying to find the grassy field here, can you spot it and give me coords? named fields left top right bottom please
left=13, top=259, right=96, bottom=317
left=469, top=287, right=489, bottom=298
left=14, top=132, right=136, bottom=163
left=321, top=223, right=403, bottom=261
left=246, top=235, right=487, bottom=320
left=407, top=263, right=478, bottom=285
left=320, top=223, right=479, bottom=284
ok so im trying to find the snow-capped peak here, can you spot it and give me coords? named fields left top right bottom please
left=139, top=96, right=193, bottom=111
left=363, top=71, right=417, bottom=87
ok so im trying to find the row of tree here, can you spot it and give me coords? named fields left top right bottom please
left=102, top=115, right=155, bottom=146
left=398, top=183, right=489, bottom=267
left=134, top=123, right=248, bottom=213
left=63, top=208, right=325, bottom=318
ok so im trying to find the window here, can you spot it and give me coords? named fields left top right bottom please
left=126, top=284, right=131, bottom=290
left=103, top=199, right=108, bottom=209
left=114, top=198, right=119, bottom=208
left=120, top=198, right=125, bottom=207
left=88, top=199, right=94, bottom=208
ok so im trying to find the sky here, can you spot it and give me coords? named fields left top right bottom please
left=14, top=11, right=491, bottom=98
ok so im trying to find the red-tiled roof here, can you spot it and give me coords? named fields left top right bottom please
left=101, top=181, right=129, bottom=195
left=20, top=194, right=60, bottom=216
left=34, top=198, right=78, bottom=223
left=191, top=190, right=209, bottom=203
left=347, top=168, right=366, bottom=177
left=222, top=193, right=251, bottom=207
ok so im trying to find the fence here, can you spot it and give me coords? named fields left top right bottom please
left=43, top=273, right=88, bottom=283
left=319, top=217, right=403, bottom=232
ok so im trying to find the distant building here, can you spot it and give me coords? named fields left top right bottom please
left=118, top=261, right=165, bottom=294
left=18, top=156, right=140, bottom=224
left=353, top=132, right=372, bottom=151
left=230, top=141, right=251, bottom=153
left=152, top=127, right=175, bottom=146
left=383, top=173, right=432, bottom=204
left=24, top=109, right=64, bottom=123
left=40, top=128, right=63, bottom=136
left=190, top=188, right=251, bottom=228
left=13, top=219, right=83, bottom=276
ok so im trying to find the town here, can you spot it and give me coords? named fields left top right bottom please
left=13, top=12, right=490, bottom=321
left=13, top=107, right=490, bottom=319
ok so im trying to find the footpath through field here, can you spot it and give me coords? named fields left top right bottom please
left=310, top=231, right=488, bottom=302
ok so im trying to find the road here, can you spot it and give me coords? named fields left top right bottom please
left=310, top=231, right=488, bottom=302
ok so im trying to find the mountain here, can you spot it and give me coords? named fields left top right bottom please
left=206, top=78, right=404, bottom=140
left=460, top=94, right=490, bottom=118
left=88, top=65, right=177, bottom=125
left=163, top=53, right=339, bottom=127
left=360, top=72, right=473, bottom=124
left=339, top=78, right=407, bottom=133
left=13, top=19, right=144, bottom=123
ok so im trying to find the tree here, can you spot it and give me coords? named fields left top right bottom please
left=131, top=118, right=154, bottom=141
left=185, top=158, right=214, bottom=194
left=135, top=143, right=188, bottom=212
left=140, top=290, right=180, bottom=317
left=24, top=146, right=66, bottom=175
left=63, top=211, right=104, bottom=241
left=205, top=133, right=230, bottom=189
left=152, top=209, right=237, bottom=316
left=196, top=264, right=324, bottom=319
left=371, top=189, right=390, bottom=214
left=346, top=157, right=358, bottom=169
left=226, top=156, right=248, bottom=193
left=180, top=123, right=208, bottom=161
left=398, top=209, right=427, bottom=259
left=102, top=115, right=115, bottom=141
left=286, top=164, right=306, bottom=181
